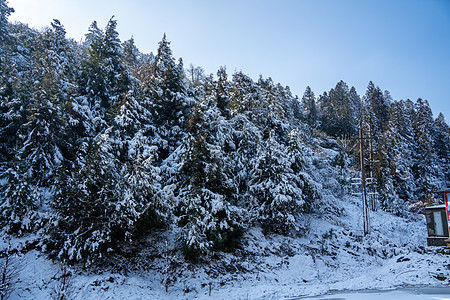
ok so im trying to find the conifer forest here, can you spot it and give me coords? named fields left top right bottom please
left=0, top=1, right=450, bottom=298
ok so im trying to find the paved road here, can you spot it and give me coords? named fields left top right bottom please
left=298, top=287, right=450, bottom=299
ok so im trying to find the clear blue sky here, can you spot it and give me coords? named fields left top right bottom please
left=8, top=0, right=450, bottom=121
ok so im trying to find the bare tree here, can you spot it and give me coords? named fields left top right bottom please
left=0, top=244, right=22, bottom=300
left=51, top=263, right=74, bottom=300
left=161, top=241, right=177, bottom=292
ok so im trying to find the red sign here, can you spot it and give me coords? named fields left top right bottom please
left=446, top=192, right=450, bottom=235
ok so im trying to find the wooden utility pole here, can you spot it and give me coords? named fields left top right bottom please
left=367, top=124, right=377, bottom=211
left=359, top=125, right=370, bottom=236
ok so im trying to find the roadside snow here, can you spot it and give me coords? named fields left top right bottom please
left=5, top=195, right=450, bottom=300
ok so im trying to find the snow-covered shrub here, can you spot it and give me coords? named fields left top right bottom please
left=0, top=165, right=40, bottom=235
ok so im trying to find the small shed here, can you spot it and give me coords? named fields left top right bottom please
left=425, top=189, right=450, bottom=246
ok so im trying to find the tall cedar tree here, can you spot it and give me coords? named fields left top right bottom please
left=176, top=102, right=243, bottom=257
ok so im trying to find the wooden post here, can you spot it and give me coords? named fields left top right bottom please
left=368, top=123, right=376, bottom=211
left=359, top=125, right=370, bottom=235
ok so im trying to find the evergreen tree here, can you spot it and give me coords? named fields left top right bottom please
left=0, top=0, right=14, bottom=46
left=113, top=87, right=165, bottom=229
left=50, top=134, right=123, bottom=264
left=412, top=98, right=440, bottom=199
left=145, top=34, right=192, bottom=160
left=229, top=71, right=268, bottom=128
left=376, top=126, right=402, bottom=214
left=20, top=97, right=64, bottom=185
left=16, top=19, right=78, bottom=185
left=149, top=34, right=189, bottom=126
left=348, top=86, right=362, bottom=120
left=0, top=1, right=26, bottom=163
left=433, top=113, right=450, bottom=184
left=176, top=102, right=243, bottom=257
left=320, top=81, right=356, bottom=137
left=80, top=17, right=129, bottom=120
left=364, top=81, right=390, bottom=133
left=385, top=100, right=415, bottom=202
left=215, top=66, right=230, bottom=118
left=102, top=17, right=129, bottom=107
left=301, top=86, right=317, bottom=126
left=122, top=37, right=139, bottom=68
left=33, top=20, right=76, bottom=101
left=248, top=131, right=320, bottom=234
left=0, top=163, right=40, bottom=234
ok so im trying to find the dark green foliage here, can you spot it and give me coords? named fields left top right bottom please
left=143, top=34, right=193, bottom=160
left=433, top=113, right=450, bottom=183
left=215, top=66, right=230, bottom=118
left=411, top=98, right=439, bottom=199
left=0, top=164, right=38, bottom=234
left=319, top=81, right=358, bottom=137
left=249, top=131, right=321, bottom=235
left=176, top=103, right=243, bottom=256
left=50, top=140, right=122, bottom=263
left=0, top=0, right=14, bottom=45
left=150, top=34, right=188, bottom=127
left=229, top=71, right=263, bottom=119
left=301, top=86, right=317, bottom=126
left=364, top=81, right=390, bottom=133
left=80, top=17, right=129, bottom=118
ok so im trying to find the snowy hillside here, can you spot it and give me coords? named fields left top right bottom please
left=4, top=193, right=450, bottom=299
left=1, top=1, right=450, bottom=299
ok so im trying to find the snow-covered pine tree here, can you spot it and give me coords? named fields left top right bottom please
left=102, top=17, right=129, bottom=112
left=0, top=23, right=40, bottom=234
left=348, top=86, right=362, bottom=121
left=258, top=77, right=289, bottom=123
left=412, top=98, right=440, bottom=200
left=144, top=34, right=193, bottom=160
left=319, top=81, right=357, bottom=137
left=0, top=18, right=74, bottom=236
left=381, top=100, right=415, bottom=204
left=80, top=17, right=129, bottom=123
left=122, top=37, right=139, bottom=68
left=229, top=71, right=264, bottom=124
left=0, top=163, right=38, bottom=234
left=113, top=86, right=166, bottom=230
left=433, top=113, right=450, bottom=185
left=0, top=1, right=27, bottom=164
left=221, top=114, right=261, bottom=221
left=364, top=81, right=390, bottom=134
left=150, top=34, right=189, bottom=125
left=287, top=129, right=322, bottom=212
left=301, top=86, right=317, bottom=127
left=0, top=0, right=14, bottom=47
left=20, top=96, right=64, bottom=185
left=50, top=134, right=125, bottom=264
left=34, top=20, right=77, bottom=102
left=215, top=66, right=230, bottom=118
left=175, top=101, right=243, bottom=257
left=375, top=126, right=402, bottom=214
left=248, top=130, right=320, bottom=235
left=0, top=57, right=27, bottom=163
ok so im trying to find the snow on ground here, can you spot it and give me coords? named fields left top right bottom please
left=5, top=194, right=450, bottom=299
